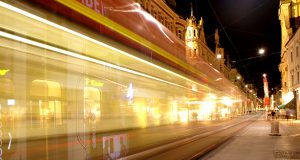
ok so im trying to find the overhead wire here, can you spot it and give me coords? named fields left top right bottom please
left=207, top=0, right=270, bottom=84
left=205, top=0, right=269, bottom=39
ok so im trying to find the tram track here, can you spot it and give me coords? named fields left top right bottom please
left=3, top=114, right=261, bottom=160
left=121, top=114, right=261, bottom=160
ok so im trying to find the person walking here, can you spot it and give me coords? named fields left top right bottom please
left=271, top=110, right=275, bottom=119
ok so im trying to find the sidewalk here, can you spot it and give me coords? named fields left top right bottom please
left=201, top=116, right=300, bottom=160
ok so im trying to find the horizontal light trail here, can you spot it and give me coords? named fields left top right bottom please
left=0, top=30, right=199, bottom=92
left=0, top=1, right=211, bottom=91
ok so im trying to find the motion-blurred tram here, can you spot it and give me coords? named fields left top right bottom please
left=0, top=0, right=247, bottom=159
left=0, top=0, right=247, bottom=135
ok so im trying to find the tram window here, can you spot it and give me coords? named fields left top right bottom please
left=30, top=80, right=62, bottom=125
left=84, top=86, right=101, bottom=120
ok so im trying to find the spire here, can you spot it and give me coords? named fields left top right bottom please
left=215, top=28, right=220, bottom=48
left=199, top=17, right=203, bottom=27
left=190, top=3, right=193, bottom=17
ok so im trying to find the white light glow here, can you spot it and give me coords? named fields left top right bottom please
left=215, top=78, right=222, bottom=81
left=263, top=73, right=267, bottom=77
left=179, top=110, right=188, bottom=123
left=221, top=108, right=228, bottom=117
left=221, top=97, right=233, bottom=106
left=7, top=99, right=15, bottom=106
left=126, top=82, right=134, bottom=100
left=207, top=93, right=217, bottom=100
left=258, top=48, right=265, bottom=55
left=201, top=101, right=215, bottom=116
left=282, top=91, right=294, bottom=104
left=105, top=3, right=174, bottom=43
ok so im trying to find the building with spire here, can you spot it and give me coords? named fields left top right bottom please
left=135, top=0, right=260, bottom=112
left=185, top=9, right=230, bottom=78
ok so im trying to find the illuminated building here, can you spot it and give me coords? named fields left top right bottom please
left=134, top=0, right=260, bottom=113
left=134, top=0, right=186, bottom=41
left=279, top=0, right=300, bottom=118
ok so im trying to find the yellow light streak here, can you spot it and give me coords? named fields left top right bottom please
left=0, top=1, right=212, bottom=92
left=54, top=0, right=212, bottom=82
left=0, top=69, right=9, bottom=76
left=0, top=31, right=191, bottom=91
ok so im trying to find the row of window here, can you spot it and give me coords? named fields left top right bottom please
left=291, top=3, right=300, bottom=17
left=291, top=71, right=300, bottom=86
left=291, top=46, right=300, bottom=62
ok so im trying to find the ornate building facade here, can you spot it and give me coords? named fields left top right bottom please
left=135, top=0, right=186, bottom=41
left=279, top=0, right=300, bottom=118
left=135, top=0, right=259, bottom=111
left=135, top=0, right=234, bottom=78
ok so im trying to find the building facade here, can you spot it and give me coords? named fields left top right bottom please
left=135, top=0, right=186, bottom=41
left=136, top=0, right=259, bottom=113
left=134, top=0, right=261, bottom=112
left=279, top=0, right=300, bottom=118
left=135, top=0, right=247, bottom=83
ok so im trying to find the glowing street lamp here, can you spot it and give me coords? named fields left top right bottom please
left=263, top=73, right=267, bottom=78
left=216, top=53, right=222, bottom=59
left=258, top=48, right=265, bottom=55
left=232, top=47, right=266, bottom=63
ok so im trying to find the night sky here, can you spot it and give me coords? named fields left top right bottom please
left=175, top=0, right=281, bottom=98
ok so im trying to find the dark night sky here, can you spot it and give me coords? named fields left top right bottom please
left=175, top=0, right=281, bottom=98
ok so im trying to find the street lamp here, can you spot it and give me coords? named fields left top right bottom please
left=258, top=48, right=265, bottom=55
left=232, top=48, right=266, bottom=63
left=263, top=73, right=267, bottom=78
left=216, top=53, right=222, bottom=59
